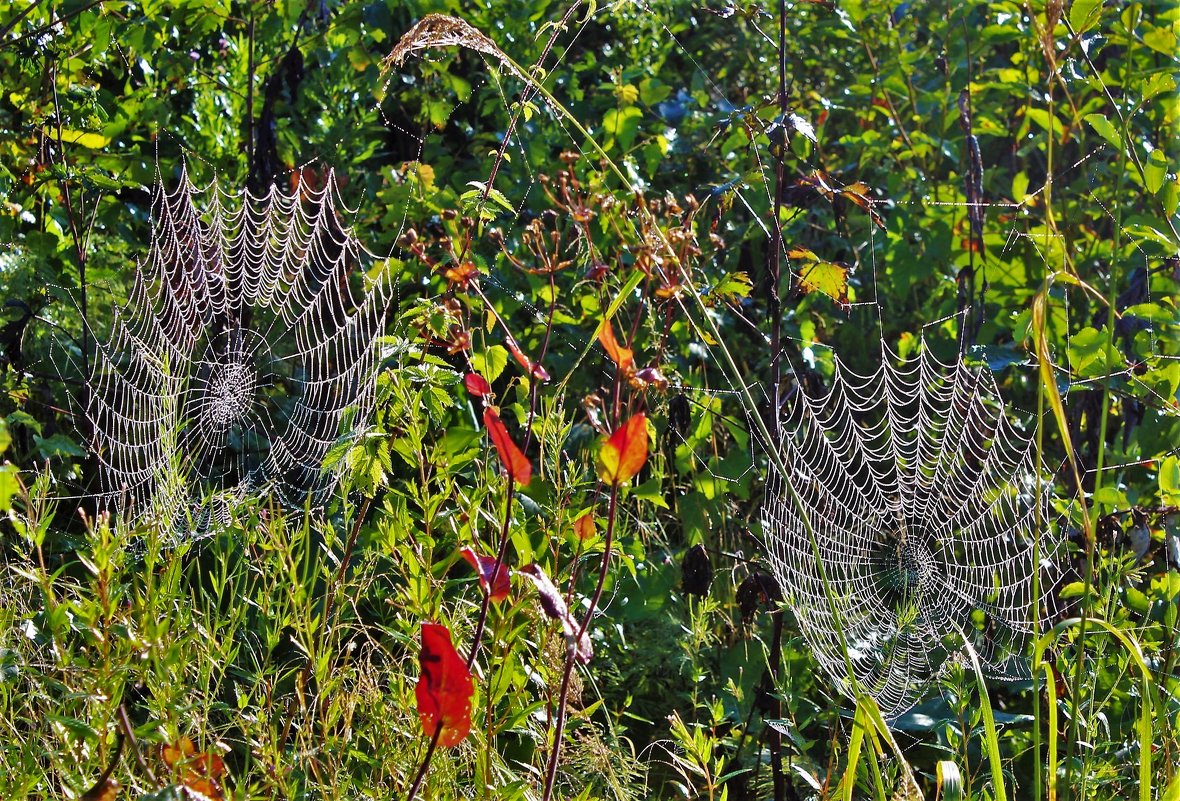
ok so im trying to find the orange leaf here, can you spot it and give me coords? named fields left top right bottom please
left=597, top=319, right=634, bottom=373
left=161, top=737, right=226, bottom=801
left=442, top=260, right=479, bottom=289
left=573, top=512, right=595, bottom=541
left=416, top=622, right=475, bottom=747
left=459, top=546, right=510, bottom=602
left=597, top=413, right=649, bottom=486
left=483, top=408, right=533, bottom=486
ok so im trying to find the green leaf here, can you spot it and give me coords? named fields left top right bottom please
left=1142, top=25, right=1177, bottom=56
left=601, top=105, right=644, bottom=152
left=1144, top=148, right=1168, bottom=194
left=937, top=761, right=964, bottom=801
left=0, top=464, right=19, bottom=510
left=708, top=271, right=753, bottom=304
left=1160, top=455, right=1180, bottom=504
left=473, top=345, right=509, bottom=383
left=57, top=129, right=110, bottom=149
left=631, top=477, right=669, bottom=508
left=1085, top=113, right=1121, bottom=149
left=1068, top=0, right=1103, bottom=33
left=1164, top=769, right=1180, bottom=801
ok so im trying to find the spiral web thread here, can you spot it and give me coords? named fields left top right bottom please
left=87, top=168, right=391, bottom=532
left=761, top=343, right=1054, bottom=717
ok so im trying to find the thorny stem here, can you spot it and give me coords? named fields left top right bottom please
left=542, top=481, right=620, bottom=801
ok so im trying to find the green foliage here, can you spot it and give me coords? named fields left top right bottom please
left=1, top=0, right=1178, bottom=799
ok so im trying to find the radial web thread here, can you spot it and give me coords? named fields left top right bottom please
left=87, top=169, right=391, bottom=531
left=762, top=344, right=1056, bottom=717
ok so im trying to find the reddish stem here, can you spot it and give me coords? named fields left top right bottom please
left=542, top=481, right=620, bottom=801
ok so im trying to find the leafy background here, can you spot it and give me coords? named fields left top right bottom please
left=0, top=1, right=1177, bottom=799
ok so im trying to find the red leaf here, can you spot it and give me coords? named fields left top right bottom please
left=459, top=546, right=510, bottom=602
left=518, top=564, right=593, bottom=664
left=464, top=372, right=492, bottom=397
left=483, top=408, right=533, bottom=486
left=416, top=622, right=475, bottom=747
left=596, top=413, right=649, bottom=487
left=597, top=318, right=634, bottom=373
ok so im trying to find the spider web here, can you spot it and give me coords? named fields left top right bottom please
left=87, top=167, right=392, bottom=532
left=761, top=343, right=1054, bottom=716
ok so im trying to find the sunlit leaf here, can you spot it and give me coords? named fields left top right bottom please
left=597, top=318, right=634, bottom=373
left=597, top=413, right=649, bottom=486
left=573, top=512, right=595, bottom=540
left=483, top=408, right=533, bottom=486
left=790, top=250, right=850, bottom=307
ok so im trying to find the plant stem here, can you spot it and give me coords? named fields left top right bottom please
left=467, top=480, right=515, bottom=670
left=405, top=726, right=442, bottom=801
left=542, top=481, right=620, bottom=801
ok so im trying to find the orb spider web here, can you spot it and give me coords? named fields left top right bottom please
left=87, top=167, right=391, bottom=532
left=761, top=342, right=1056, bottom=717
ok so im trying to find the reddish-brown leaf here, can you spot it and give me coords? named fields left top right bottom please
left=483, top=408, right=533, bottom=486
left=597, top=319, right=634, bottom=373
left=518, top=564, right=593, bottom=664
left=459, top=546, right=510, bottom=602
left=416, top=622, right=475, bottom=747
left=596, top=413, right=649, bottom=487
left=504, top=330, right=551, bottom=382
left=464, top=372, right=492, bottom=397
left=161, top=736, right=226, bottom=801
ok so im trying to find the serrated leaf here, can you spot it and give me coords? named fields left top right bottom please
left=472, top=345, right=509, bottom=383
left=796, top=260, right=850, bottom=306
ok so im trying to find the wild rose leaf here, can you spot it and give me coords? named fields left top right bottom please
left=597, top=318, right=634, bottom=373
left=464, top=372, right=492, bottom=397
left=459, top=546, right=510, bottom=602
left=518, top=564, right=593, bottom=664
left=483, top=408, right=532, bottom=486
left=416, top=622, right=474, bottom=747
left=597, top=413, right=649, bottom=487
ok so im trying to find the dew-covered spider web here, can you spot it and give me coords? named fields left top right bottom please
left=87, top=168, right=392, bottom=531
left=761, top=343, right=1054, bottom=717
